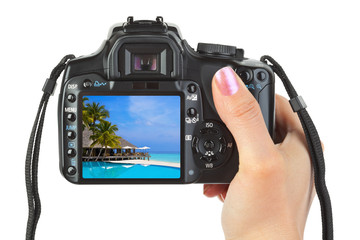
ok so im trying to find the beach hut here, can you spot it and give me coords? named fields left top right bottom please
left=82, top=128, right=138, bottom=160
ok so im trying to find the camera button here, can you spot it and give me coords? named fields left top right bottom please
left=187, top=84, right=197, bottom=93
left=219, top=136, right=226, bottom=144
left=240, top=71, right=251, bottom=83
left=203, top=140, right=215, bottom=151
left=208, top=156, right=218, bottom=162
left=67, top=131, right=76, bottom=140
left=219, top=144, right=227, bottom=154
left=67, top=94, right=76, bottom=103
left=236, top=69, right=252, bottom=83
left=67, top=113, right=76, bottom=122
left=187, top=108, right=197, bottom=118
left=200, top=155, right=218, bottom=163
left=207, top=128, right=219, bottom=134
left=83, top=79, right=93, bottom=88
left=257, top=71, right=266, bottom=81
left=200, top=156, right=211, bottom=163
left=219, top=137, right=227, bottom=154
left=200, top=128, right=208, bottom=134
left=67, top=166, right=77, bottom=176
left=192, top=137, right=200, bottom=153
left=67, top=148, right=77, bottom=158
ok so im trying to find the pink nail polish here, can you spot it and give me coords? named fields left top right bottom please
left=203, top=185, right=210, bottom=195
left=215, top=67, right=240, bottom=96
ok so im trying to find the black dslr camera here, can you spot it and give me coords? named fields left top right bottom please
left=59, top=17, right=275, bottom=184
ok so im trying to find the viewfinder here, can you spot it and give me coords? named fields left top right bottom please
left=134, top=54, right=158, bottom=71
left=118, top=43, right=173, bottom=77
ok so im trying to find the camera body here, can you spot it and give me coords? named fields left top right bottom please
left=58, top=17, right=275, bottom=184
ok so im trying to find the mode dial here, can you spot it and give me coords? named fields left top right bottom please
left=197, top=43, right=237, bottom=56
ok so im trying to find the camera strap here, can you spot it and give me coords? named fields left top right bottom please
left=24, top=55, right=333, bottom=240
left=25, top=55, right=75, bottom=240
left=261, top=55, right=333, bottom=240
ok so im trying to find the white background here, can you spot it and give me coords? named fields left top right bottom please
left=1, top=0, right=359, bottom=239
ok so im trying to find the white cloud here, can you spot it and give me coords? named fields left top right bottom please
left=128, top=96, right=179, bottom=127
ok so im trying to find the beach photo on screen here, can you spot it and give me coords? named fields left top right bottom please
left=81, top=95, right=181, bottom=179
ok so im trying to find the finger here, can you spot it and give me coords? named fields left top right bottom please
left=203, top=184, right=229, bottom=198
left=212, top=67, right=276, bottom=160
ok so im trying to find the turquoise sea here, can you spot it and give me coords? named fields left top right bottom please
left=83, top=152, right=180, bottom=179
left=149, top=152, right=180, bottom=163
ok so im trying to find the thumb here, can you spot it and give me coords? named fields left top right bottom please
left=212, top=67, right=275, bottom=160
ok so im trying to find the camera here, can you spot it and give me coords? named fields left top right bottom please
left=58, top=16, right=275, bottom=184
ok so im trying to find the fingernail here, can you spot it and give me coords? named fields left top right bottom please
left=215, top=67, right=240, bottom=96
left=203, top=185, right=211, bottom=195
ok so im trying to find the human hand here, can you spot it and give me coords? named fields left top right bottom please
left=203, top=67, right=316, bottom=240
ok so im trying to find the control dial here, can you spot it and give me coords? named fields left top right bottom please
left=197, top=43, right=237, bottom=56
left=192, top=120, right=234, bottom=169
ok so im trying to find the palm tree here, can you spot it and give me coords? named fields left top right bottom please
left=82, top=97, right=90, bottom=130
left=82, top=97, right=89, bottom=108
left=90, top=121, right=121, bottom=161
left=84, top=101, right=110, bottom=132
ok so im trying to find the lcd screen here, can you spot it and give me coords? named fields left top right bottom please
left=81, top=95, right=181, bottom=179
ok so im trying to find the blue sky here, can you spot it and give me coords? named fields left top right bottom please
left=84, top=95, right=181, bottom=153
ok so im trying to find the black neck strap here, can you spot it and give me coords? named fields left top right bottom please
left=261, top=55, right=333, bottom=240
left=25, top=55, right=333, bottom=240
left=25, top=55, right=75, bottom=240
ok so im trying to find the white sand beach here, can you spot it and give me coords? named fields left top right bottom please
left=109, top=159, right=180, bottom=168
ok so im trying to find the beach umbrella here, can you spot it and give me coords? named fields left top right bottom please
left=141, top=146, right=150, bottom=155
left=122, top=146, right=133, bottom=149
left=143, top=147, right=150, bottom=154
left=121, top=146, right=131, bottom=153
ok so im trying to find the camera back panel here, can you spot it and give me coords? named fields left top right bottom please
left=58, top=17, right=275, bottom=184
